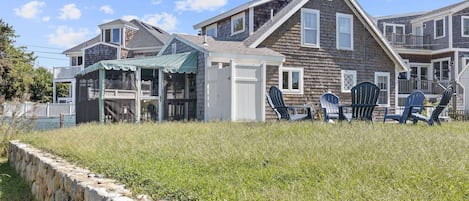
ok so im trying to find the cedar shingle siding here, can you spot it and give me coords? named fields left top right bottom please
left=84, top=44, right=118, bottom=68
left=260, top=0, right=396, bottom=119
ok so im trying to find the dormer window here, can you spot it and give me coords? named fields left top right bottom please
left=231, top=12, right=245, bottom=35
left=434, top=18, right=445, bottom=39
left=103, top=28, right=121, bottom=44
left=206, top=23, right=217, bottom=37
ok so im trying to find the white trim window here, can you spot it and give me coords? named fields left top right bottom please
left=432, top=57, right=451, bottom=81
left=383, top=23, right=405, bottom=44
left=337, top=13, right=354, bottom=50
left=171, top=43, right=177, bottom=55
left=301, top=8, right=320, bottom=47
left=341, top=70, right=357, bottom=92
left=434, top=18, right=445, bottom=39
left=280, top=67, right=304, bottom=94
left=463, top=57, right=469, bottom=67
left=206, top=23, right=217, bottom=37
left=103, top=28, right=121, bottom=44
left=462, top=16, right=469, bottom=37
left=375, top=72, right=391, bottom=106
left=231, top=12, right=245, bottom=35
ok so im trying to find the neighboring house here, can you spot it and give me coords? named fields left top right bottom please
left=53, top=19, right=170, bottom=104
left=376, top=0, right=469, bottom=111
left=176, top=0, right=407, bottom=121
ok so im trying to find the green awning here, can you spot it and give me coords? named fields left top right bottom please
left=78, top=52, right=198, bottom=76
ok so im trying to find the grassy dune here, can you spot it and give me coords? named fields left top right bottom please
left=20, top=122, right=469, bottom=200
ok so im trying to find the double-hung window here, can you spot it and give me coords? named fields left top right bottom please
left=434, top=18, right=445, bottom=39
left=341, top=70, right=356, bottom=92
left=280, top=67, right=304, bottom=94
left=231, top=12, right=245, bottom=35
left=375, top=72, right=390, bottom=106
left=462, top=16, right=469, bottom=37
left=206, top=23, right=217, bottom=37
left=301, top=8, right=320, bottom=47
left=432, top=58, right=450, bottom=81
left=337, top=13, right=353, bottom=50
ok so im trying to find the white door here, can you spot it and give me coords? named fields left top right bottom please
left=207, top=66, right=231, bottom=120
left=234, top=65, right=263, bottom=121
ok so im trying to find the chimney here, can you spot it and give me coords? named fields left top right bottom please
left=203, top=35, right=208, bottom=46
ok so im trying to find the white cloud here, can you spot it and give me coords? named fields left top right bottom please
left=100, top=5, right=114, bottom=14
left=14, top=1, right=45, bottom=19
left=143, top=13, right=177, bottom=31
left=59, top=4, right=81, bottom=20
left=42, top=16, right=50, bottom=22
left=175, top=0, right=227, bottom=12
left=151, top=0, right=162, bottom=5
left=48, top=26, right=90, bottom=48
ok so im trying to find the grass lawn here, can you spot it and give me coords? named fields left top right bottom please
left=0, top=158, right=33, bottom=201
left=20, top=122, right=469, bottom=200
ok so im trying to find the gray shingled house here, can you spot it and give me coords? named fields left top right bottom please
left=155, top=0, right=408, bottom=121
left=375, top=0, right=469, bottom=113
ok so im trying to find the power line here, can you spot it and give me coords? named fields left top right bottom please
left=17, top=43, right=65, bottom=51
left=36, top=56, right=68, bottom=61
left=27, top=50, right=63, bottom=55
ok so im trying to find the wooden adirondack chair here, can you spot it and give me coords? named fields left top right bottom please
left=266, top=86, right=313, bottom=121
left=339, top=82, right=380, bottom=122
left=320, top=92, right=340, bottom=122
left=383, top=90, right=425, bottom=123
left=411, top=85, right=453, bottom=126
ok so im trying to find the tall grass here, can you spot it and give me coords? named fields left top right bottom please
left=21, top=122, right=469, bottom=200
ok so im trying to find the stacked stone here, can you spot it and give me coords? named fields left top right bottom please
left=8, top=141, right=147, bottom=201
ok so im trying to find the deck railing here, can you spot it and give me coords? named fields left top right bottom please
left=385, top=34, right=432, bottom=50
left=398, top=79, right=445, bottom=94
left=165, top=99, right=196, bottom=121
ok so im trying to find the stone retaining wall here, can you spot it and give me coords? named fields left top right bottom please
left=8, top=141, right=146, bottom=201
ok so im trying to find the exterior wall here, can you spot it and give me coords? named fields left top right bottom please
left=253, top=0, right=292, bottom=31
left=453, top=8, right=469, bottom=49
left=84, top=44, right=118, bottom=68
left=121, top=49, right=129, bottom=59
left=161, top=39, right=206, bottom=120
left=125, top=28, right=137, bottom=47
left=203, top=11, right=250, bottom=41
left=376, top=15, right=421, bottom=35
left=8, top=141, right=138, bottom=201
left=265, top=65, right=280, bottom=120
left=261, top=0, right=397, bottom=120
left=400, top=54, right=432, bottom=63
left=423, top=16, right=450, bottom=50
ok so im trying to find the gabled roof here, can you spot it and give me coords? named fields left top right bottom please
left=414, top=0, right=469, bottom=20
left=242, top=0, right=408, bottom=72
left=127, top=20, right=171, bottom=49
left=98, top=19, right=138, bottom=30
left=160, top=34, right=285, bottom=62
left=63, top=35, right=100, bottom=55
left=193, top=0, right=273, bottom=29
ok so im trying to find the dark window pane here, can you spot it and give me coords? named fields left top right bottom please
left=442, top=61, right=449, bottom=80
left=112, top=28, right=120, bottom=43
left=77, top=56, right=83, bottom=66
left=105, top=29, right=111, bottom=42
left=292, top=72, right=299, bottom=89
left=282, top=72, right=289, bottom=89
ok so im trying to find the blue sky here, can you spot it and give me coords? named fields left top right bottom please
left=0, top=0, right=463, bottom=68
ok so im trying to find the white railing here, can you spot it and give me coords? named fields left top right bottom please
left=53, top=66, right=83, bottom=80
left=2, top=103, right=75, bottom=118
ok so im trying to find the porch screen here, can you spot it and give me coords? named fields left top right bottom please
left=76, top=71, right=99, bottom=124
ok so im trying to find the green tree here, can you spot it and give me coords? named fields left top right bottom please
left=30, top=67, right=52, bottom=103
left=0, top=19, right=35, bottom=100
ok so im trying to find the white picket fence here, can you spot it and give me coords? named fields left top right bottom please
left=2, top=102, right=75, bottom=118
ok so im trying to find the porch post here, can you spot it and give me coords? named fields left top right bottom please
left=230, top=59, right=236, bottom=121
left=52, top=81, right=57, bottom=103
left=158, top=69, right=164, bottom=123
left=98, top=69, right=105, bottom=123
left=135, top=68, right=141, bottom=123
left=261, top=62, right=267, bottom=122
left=184, top=74, right=189, bottom=120
left=71, top=80, right=76, bottom=104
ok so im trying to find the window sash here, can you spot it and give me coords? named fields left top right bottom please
left=301, top=9, right=319, bottom=47
left=112, top=28, right=120, bottom=44
left=337, top=14, right=353, bottom=50
left=280, top=68, right=303, bottom=94
left=375, top=72, right=390, bottom=106
left=231, top=13, right=245, bottom=35
left=435, top=19, right=445, bottom=38
left=462, top=17, right=469, bottom=36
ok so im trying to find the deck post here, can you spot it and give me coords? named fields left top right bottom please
left=135, top=68, right=141, bottom=123
left=99, top=69, right=105, bottom=123
left=184, top=74, right=189, bottom=121
left=158, top=69, right=164, bottom=123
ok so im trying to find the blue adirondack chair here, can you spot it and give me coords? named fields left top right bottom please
left=383, top=90, right=425, bottom=123
left=266, top=86, right=313, bottom=121
left=339, top=82, right=380, bottom=122
left=320, top=92, right=340, bottom=122
left=411, top=85, right=453, bottom=126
